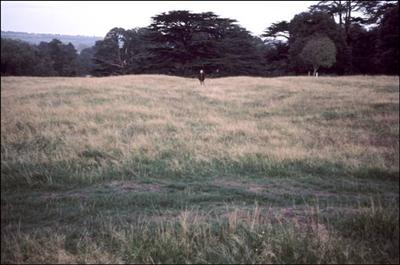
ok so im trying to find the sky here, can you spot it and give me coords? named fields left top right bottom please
left=1, top=1, right=317, bottom=37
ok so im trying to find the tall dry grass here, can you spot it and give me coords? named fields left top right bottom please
left=1, top=75, right=398, bottom=187
left=2, top=201, right=398, bottom=264
left=1, top=75, right=399, bottom=263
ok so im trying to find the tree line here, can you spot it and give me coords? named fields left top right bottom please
left=1, top=1, right=398, bottom=77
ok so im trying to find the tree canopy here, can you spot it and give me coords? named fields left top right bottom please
left=1, top=38, right=77, bottom=76
left=300, top=36, right=336, bottom=75
left=145, top=10, right=266, bottom=76
left=1, top=2, right=398, bottom=77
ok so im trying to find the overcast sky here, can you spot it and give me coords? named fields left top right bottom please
left=1, top=1, right=316, bottom=37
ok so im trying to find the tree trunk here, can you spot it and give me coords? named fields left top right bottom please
left=313, top=66, right=318, bottom=77
left=345, top=0, right=351, bottom=43
left=338, top=0, right=343, bottom=27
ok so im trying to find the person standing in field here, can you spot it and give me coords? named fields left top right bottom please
left=198, top=69, right=205, bottom=85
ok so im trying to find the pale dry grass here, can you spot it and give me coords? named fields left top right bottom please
left=1, top=74, right=399, bottom=264
left=1, top=75, right=399, bottom=183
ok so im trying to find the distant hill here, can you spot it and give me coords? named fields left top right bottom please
left=1, top=31, right=103, bottom=53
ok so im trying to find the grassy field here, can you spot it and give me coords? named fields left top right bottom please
left=1, top=75, right=399, bottom=264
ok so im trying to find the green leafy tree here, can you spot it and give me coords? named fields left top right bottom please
left=147, top=10, right=224, bottom=75
left=91, top=27, right=155, bottom=76
left=300, top=36, right=336, bottom=76
left=347, top=24, right=378, bottom=74
left=262, top=22, right=290, bottom=76
left=77, top=46, right=96, bottom=76
left=288, top=11, right=348, bottom=74
left=1, top=38, right=37, bottom=75
left=310, top=0, right=362, bottom=38
left=215, top=26, right=266, bottom=76
left=1, top=38, right=55, bottom=76
left=122, top=28, right=155, bottom=74
left=263, top=41, right=290, bottom=76
left=310, top=1, right=398, bottom=27
left=376, top=3, right=399, bottom=74
left=262, top=21, right=290, bottom=41
left=309, top=0, right=398, bottom=49
left=358, top=0, right=398, bottom=24
left=37, top=39, right=78, bottom=76
left=91, top=28, right=127, bottom=76
left=147, top=10, right=266, bottom=76
left=308, top=1, right=399, bottom=75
